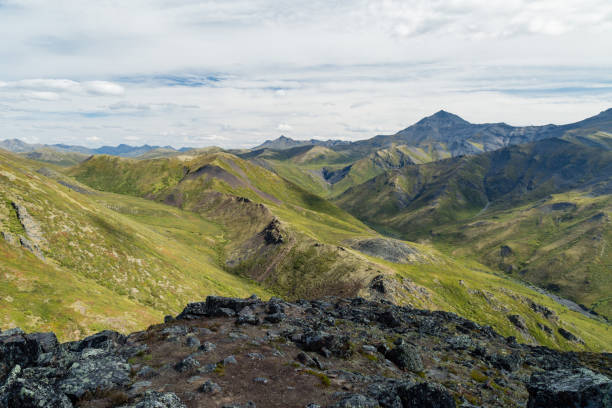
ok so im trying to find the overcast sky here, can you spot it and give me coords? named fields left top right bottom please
left=1, top=0, right=612, bottom=148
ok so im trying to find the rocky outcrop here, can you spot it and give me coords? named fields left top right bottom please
left=526, top=368, right=612, bottom=407
left=1, top=296, right=610, bottom=407
left=262, top=218, right=283, bottom=244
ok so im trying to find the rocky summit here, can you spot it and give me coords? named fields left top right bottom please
left=1, top=295, right=610, bottom=408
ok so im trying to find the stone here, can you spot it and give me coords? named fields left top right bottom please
left=558, top=327, right=583, bottom=343
left=397, top=382, right=456, bottom=408
left=200, top=380, right=222, bottom=394
left=222, top=355, right=237, bottom=366
left=385, top=344, right=424, bottom=372
left=120, top=391, right=186, bottom=408
left=174, top=356, right=200, bottom=372
left=59, top=354, right=131, bottom=400
left=253, top=377, right=269, bottom=384
left=507, top=315, right=528, bottom=331
left=185, top=335, right=200, bottom=348
left=330, top=394, right=380, bottom=408
left=526, top=368, right=612, bottom=408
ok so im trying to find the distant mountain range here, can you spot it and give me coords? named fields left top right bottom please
left=0, top=139, right=193, bottom=158
left=257, top=108, right=612, bottom=159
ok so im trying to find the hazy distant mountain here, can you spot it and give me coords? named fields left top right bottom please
left=0, top=139, right=182, bottom=159
left=255, top=135, right=349, bottom=150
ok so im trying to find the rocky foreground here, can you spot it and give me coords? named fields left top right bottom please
left=1, top=295, right=611, bottom=408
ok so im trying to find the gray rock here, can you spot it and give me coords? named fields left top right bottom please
left=330, top=394, right=380, bottom=408
left=385, top=344, right=424, bottom=372
left=59, top=354, right=131, bottom=400
left=253, top=377, right=269, bottom=384
left=526, top=367, right=612, bottom=408
left=199, top=341, right=216, bottom=352
left=137, top=365, right=158, bottom=379
left=185, top=335, right=200, bottom=348
left=507, top=314, right=528, bottom=331
left=222, top=355, right=237, bottom=365
left=174, top=356, right=200, bottom=372
left=447, top=335, right=473, bottom=350
left=397, top=382, right=456, bottom=408
left=200, top=380, right=222, bottom=394
left=120, top=391, right=186, bottom=408
left=0, top=374, right=73, bottom=408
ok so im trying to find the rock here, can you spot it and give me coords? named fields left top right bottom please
left=185, top=335, right=200, bottom=348
left=253, top=377, right=269, bottom=384
left=121, top=391, right=186, bottom=408
left=72, top=330, right=127, bottom=352
left=164, top=315, right=175, bottom=323
left=236, top=307, right=260, bottom=325
left=0, top=374, right=73, bottom=408
left=526, top=368, right=612, bottom=408
left=264, top=313, right=285, bottom=323
left=489, top=351, right=523, bottom=372
left=330, top=394, right=380, bottom=408
left=558, top=327, right=583, bottom=343
left=199, top=342, right=217, bottom=352
left=137, top=365, right=158, bottom=379
left=222, top=355, right=238, bottom=365
left=129, top=380, right=152, bottom=396
left=200, top=380, right=222, bottom=394
left=385, top=344, right=424, bottom=372
left=398, top=382, right=456, bottom=408
left=247, top=352, right=265, bottom=360
left=262, top=218, right=283, bottom=244
left=500, top=245, right=513, bottom=257
left=537, top=323, right=552, bottom=335
left=447, top=335, right=473, bottom=350
left=59, top=354, right=131, bottom=400
left=507, top=314, right=528, bottom=331
left=174, top=356, right=200, bottom=372
left=300, top=331, right=353, bottom=358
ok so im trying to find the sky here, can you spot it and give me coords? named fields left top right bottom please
left=1, top=0, right=612, bottom=148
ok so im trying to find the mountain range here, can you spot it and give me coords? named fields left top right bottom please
left=1, top=109, right=611, bottom=351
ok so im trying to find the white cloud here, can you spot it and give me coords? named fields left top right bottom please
left=82, top=81, right=124, bottom=96
left=0, top=1, right=610, bottom=148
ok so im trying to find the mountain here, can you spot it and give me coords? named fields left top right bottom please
left=1, top=295, right=610, bottom=408
left=65, top=151, right=612, bottom=352
left=254, top=135, right=350, bottom=150
left=245, top=109, right=612, bottom=198
left=335, top=138, right=612, bottom=318
left=0, top=139, right=184, bottom=161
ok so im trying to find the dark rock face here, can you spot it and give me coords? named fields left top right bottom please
left=526, top=368, right=612, bottom=408
left=262, top=218, right=283, bottom=244
left=500, top=245, right=513, bottom=258
left=558, top=327, right=583, bottom=343
left=507, top=314, right=528, bottom=331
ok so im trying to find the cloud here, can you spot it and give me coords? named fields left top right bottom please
left=82, top=81, right=124, bottom=96
left=0, top=1, right=610, bottom=148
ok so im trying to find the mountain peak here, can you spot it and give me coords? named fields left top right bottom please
left=416, top=110, right=469, bottom=126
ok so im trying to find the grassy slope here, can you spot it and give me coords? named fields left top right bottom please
left=69, top=152, right=612, bottom=351
left=0, top=149, right=268, bottom=340
left=334, top=140, right=612, bottom=318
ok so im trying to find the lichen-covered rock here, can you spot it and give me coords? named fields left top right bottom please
left=526, top=368, right=612, bottom=408
left=330, top=394, right=380, bottom=408
left=385, top=344, right=424, bottom=372
left=120, top=391, right=186, bottom=408
left=59, top=354, right=131, bottom=400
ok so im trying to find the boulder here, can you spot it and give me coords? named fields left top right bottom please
left=385, top=344, right=424, bottom=372
left=59, top=355, right=131, bottom=400
left=526, top=368, right=612, bottom=408
left=330, top=394, right=380, bottom=408
left=397, top=382, right=456, bottom=408
left=120, top=391, right=186, bottom=408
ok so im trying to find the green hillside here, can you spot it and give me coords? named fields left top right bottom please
left=0, top=149, right=268, bottom=340
left=68, top=150, right=612, bottom=351
left=335, top=139, right=612, bottom=318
